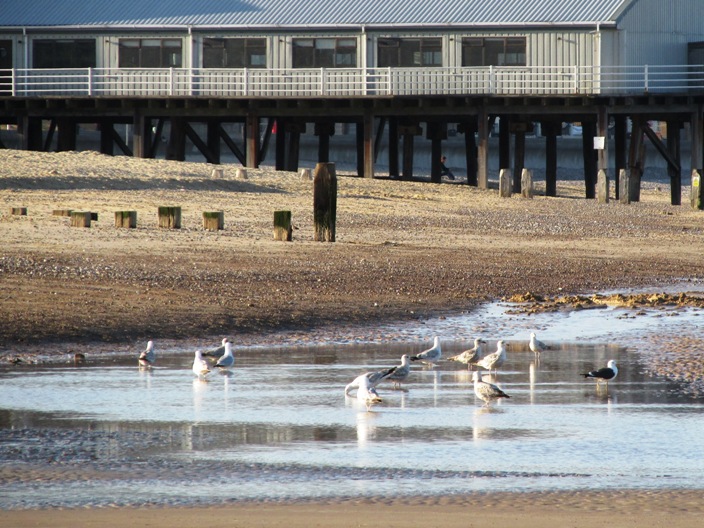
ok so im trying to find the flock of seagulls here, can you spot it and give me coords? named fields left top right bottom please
left=137, top=332, right=619, bottom=410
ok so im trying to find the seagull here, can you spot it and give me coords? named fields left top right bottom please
left=383, top=354, right=412, bottom=389
left=357, top=375, right=383, bottom=411
left=214, top=341, right=234, bottom=369
left=472, top=340, right=507, bottom=375
left=410, top=336, right=442, bottom=367
left=345, top=369, right=392, bottom=396
left=583, top=360, right=618, bottom=388
left=192, top=350, right=211, bottom=379
left=472, top=371, right=511, bottom=406
left=138, top=340, right=155, bottom=368
left=201, top=337, right=229, bottom=359
left=529, top=332, right=547, bottom=360
left=448, top=338, right=485, bottom=370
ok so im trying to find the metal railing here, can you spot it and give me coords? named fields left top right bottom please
left=2, top=65, right=704, bottom=98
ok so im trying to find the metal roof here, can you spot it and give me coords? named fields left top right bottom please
left=0, top=0, right=635, bottom=28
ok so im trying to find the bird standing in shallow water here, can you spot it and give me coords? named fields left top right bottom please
left=410, top=336, right=442, bottom=367
left=529, top=332, right=547, bottom=361
left=138, top=340, right=155, bottom=368
left=448, top=338, right=485, bottom=370
left=583, top=360, right=618, bottom=389
left=472, top=340, right=507, bottom=376
left=357, top=375, right=383, bottom=411
left=382, top=354, right=412, bottom=389
left=192, top=350, right=211, bottom=379
left=472, top=371, right=511, bottom=406
left=214, top=341, right=234, bottom=369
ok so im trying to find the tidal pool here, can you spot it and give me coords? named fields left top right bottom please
left=1, top=296, right=703, bottom=509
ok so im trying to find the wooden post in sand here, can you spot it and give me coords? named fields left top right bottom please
left=597, top=169, right=610, bottom=203
left=619, top=169, right=630, bottom=204
left=273, top=210, right=292, bottom=241
left=10, top=207, right=27, bottom=215
left=115, top=211, right=137, bottom=228
left=499, top=168, right=512, bottom=198
left=53, top=209, right=72, bottom=217
left=235, top=167, right=248, bottom=180
left=313, top=162, right=337, bottom=242
left=299, top=168, right=312, bottom=180
left=70, top=211, right=92, bottom=228
left=211, top=168, right=224, bottom=179
left=203, top=211, right=224, bottom=231
left=158, top=206, right=181, bottom=229
left=691, top=169, right=703, bottom=210
left=520, top=169, right=533, bottom=199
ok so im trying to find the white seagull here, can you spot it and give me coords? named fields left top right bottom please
left=410, top=336, right=442, bottom=367
left=472, top=371, right=511, bottom=406
left=583, top=360, right=618, bottom=388
left=357, top=375, right=383, bottom=411
left=192, top=350, right=211, bottom=379
left=138, top=340, right=156, bottom=368
left=448, top=338, right=485, bottom=370
left=383, top=354, right=412, bottom=389
left=214, top=341, right=234, bottom=369
left=345, top=369, right=392, bottom=396
left=472, top=340, right=507, bottom=375
left=201, top=337, right=229, bottom=359
left=529, top=332, right=548, bottom=359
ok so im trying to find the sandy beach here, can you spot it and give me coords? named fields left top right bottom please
left=1, top=149, right=703, bottom=526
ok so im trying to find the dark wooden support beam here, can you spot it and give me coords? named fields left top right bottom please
left=245, top=114, right=260, bottom=168
left=374, top=117, right=386, bottom=163
left=166, top=117, right=186, bottom=161
left=19, top=116, right=43, bottom=151
left=218, top=123, right=246, bottom=166
left=206, top=120, right=221, bottom=165
left=43, top=119, right=56, bottom=151
left=388, top=117, right=399, bottom=178
left=614, top=115, right=628, bottom=201
left=512, top=123, right=526, bottom=193
left=582, top=120, right=597, bottom=199
left=499, top=116, right=510, bottom=171
left=56, top=118, right=77, bottom=152
left=363, top=112, right=374, bottom=178
left=544, top=121, right=558, bottom=197
left=108, top=126, right=132, bottom=156
left=427, top=122, right=446, bottom=183
left=184, top=121, right=218, bottom=164
left=275, top=118, right=286, bottom=171
left=99, top=120, right=114, bottom=155
left=641, top=123, right=680, bottom=174
left=477, top=109, right=489, bottom=189
left=286, top=122, right=301, bottom=172
left=400, top=124, right=421, bottom=180
left=627, top=116, right=646, bottom=202
left=667, top=121, right=681, bottom=206
left=459, top=119, right=478, bottom=186
left=149, top=118, right=164, bottom=158
left=691, top=107, right=704, bottom=209
left=315, top=122, right=334, bottom=164
left=355, top=120, right=364, bottom=177
left=132, top=113, right=152, bottom=159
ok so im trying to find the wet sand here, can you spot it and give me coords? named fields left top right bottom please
left=3, top=491, right=703, bottom=528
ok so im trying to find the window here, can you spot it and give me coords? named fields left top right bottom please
left=461, top=37, right=526, bottom=66
left=203, top=38, right=266, bottom=68
left=33, top=39, right=96, bottom=68
left=119, top=39, right=182, bottom=68
left=292, top=38, right=357, bottom=68
left=378, top=38, right=442, bottom=67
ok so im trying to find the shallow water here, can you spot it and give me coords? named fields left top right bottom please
left=1, top=295, right=704, bottom=508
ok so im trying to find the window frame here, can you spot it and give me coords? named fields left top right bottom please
left=202, top=37, right=267, bottom=68
left=377, top=37, right=442, bottom=68
left=461, top=37, right=526, bottom=67
left=291, top=37, right=358, bottom=68
left=118, top=38, right=183, bottom=68
left=32, top=38, right=96, bottom=69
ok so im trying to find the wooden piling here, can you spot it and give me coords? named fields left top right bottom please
left=520, top=169, right=533, bottom=199
left=299, top=168, right=312, bottom=180
left=235, top=167, right=248, bottom=180
left=597, top=169, right=610, bottom=203
left=273, top=210, right=293, bottom=241
left=53, top=209, right=72, bottom=217
left=115, top=210, right=137, bottom=228
left=691, top=169, right=702, bottom=210
left=70, top=211, right=91, bottom=228
left=499, top=168, right=512, bottom=198
left=158, top=206, right=181, bottom=229
left=203, top=211, right=224, bottom=231
left=313, top=162, right=337, bottom=242
left=10, top=207, right=27, bottom=215
left=619, top=169, right=630, bottom=204
left=211, top=167, right=224, bottom=179
left=90, top=212, right=99, bottom=221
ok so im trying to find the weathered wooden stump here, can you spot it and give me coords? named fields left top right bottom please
left=313, top=162, right=337, bottom=242
left=235, top=167, right=248, bottom=180
left=70, top=211, right=92, bottom=228
left=299, top=168, right=312, bottom=181
left=211, top=168, right=224, bottom=179
left=619, top=169, right=630, bottom=204
left=499, top=168, right=512, bottom=198
left=273, top=210, right=293, bottom=241
left=115, top=210, right=137, bottom=228
left=90, top=212, right=99, bottom=221
left=203, top=211, right=224, bottom=231
left=520, top=169, right=533, bottom=199
left=10, top=207, right=27, bottom=215
left=53, top=209, right=72, bottom=217
left=691, top=169, right=702, bottom=210
left=597, top=169, right=610, bottom=203
left=158, top=206, right=182, bottom=229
